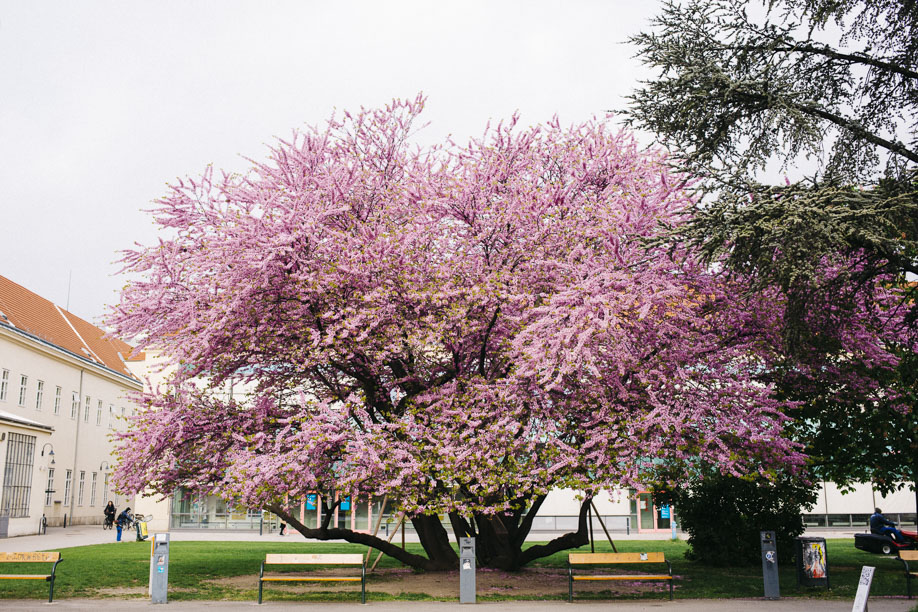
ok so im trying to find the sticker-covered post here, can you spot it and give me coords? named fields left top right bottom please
left=851, top=566, right=874, bottom=612
left=760, top=530, right=780, bottom=600
left=459, top=537, right=476, bottom=604
left=150, top=533, right=170, bottom=604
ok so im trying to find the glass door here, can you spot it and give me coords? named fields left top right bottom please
left=638, top=492, right=655, bottom=530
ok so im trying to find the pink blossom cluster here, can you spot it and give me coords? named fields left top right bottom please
left=111, top=96, right=904, bottom=517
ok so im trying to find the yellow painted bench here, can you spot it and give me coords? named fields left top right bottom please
left=0, top=551, right=63, bottom=602
left=899, top=550, right=918, bottom=599
left=258, top=553, right=366, bottom=604
left=568, top=552, right=673, bottom=601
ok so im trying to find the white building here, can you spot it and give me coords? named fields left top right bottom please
left=0, top=274, right=142, bottom=536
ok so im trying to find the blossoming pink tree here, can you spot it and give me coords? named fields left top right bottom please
left=111, top=97, right=809, bottom=570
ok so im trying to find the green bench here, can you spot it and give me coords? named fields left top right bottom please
left=568, top=552, right=673, bottom=601
left=0, top=551, right=63, bottom=602
left=258, top=553, right=366, bottom=604
left=899, top=550, right=918, bottom=599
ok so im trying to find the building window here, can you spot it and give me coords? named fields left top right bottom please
left=54, top=386, right=61, bottom=414
left=90, top=472, right=97, bottom=506
left=108, top=405, right=114, bottom=430
left=96, top=400, right=103, bottom=425
left=64, top=470, right=72, bottom=504
left=71, top=392, right=79, bottom=419
left=0, top=368, right=8, bottom=401
left=0, top=432, right=36, bottom=517
left=45, top=468, right=55, bottom=506
left=18, top=375, right=28, bottom=406
left=35, top=380, right=44, bottom=410
left=77, top=471, right=86, bottom=506
left=84, top=396, right=90, bottom=422
left=103, top=474, right=109, bottom=505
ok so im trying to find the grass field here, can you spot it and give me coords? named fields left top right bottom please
left=0, top=538, right=914, bottom=602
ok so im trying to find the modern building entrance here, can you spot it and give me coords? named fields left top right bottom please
left=632, top=491, right=674, bottom=533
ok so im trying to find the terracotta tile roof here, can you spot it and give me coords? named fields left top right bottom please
left=0, top=274, right=141, bottom=381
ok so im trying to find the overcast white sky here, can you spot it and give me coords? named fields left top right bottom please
left=0, top=1, right=660, bottom=324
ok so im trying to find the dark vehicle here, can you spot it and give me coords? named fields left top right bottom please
left=855, top=528, right=918, bottom=555
left=103, top=514, right=115, bottom=530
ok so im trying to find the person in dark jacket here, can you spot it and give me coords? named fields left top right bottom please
left=870, top=507, right=904, bottom=543
left=103, top=501, right=116, bottom=527
left=116, top=507, right=132, bottom=542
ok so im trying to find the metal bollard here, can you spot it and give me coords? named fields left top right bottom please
left=150, top=533, right=170, bottom=604
left=760, top=530, right=780, bottom=600
left=459, top=537, right=476, bottom=604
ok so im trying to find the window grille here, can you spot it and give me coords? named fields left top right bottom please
left=78, top=471, right=85, bottom=506
left=64, top=470, right=72, bottom=504
left=90, top=472, right=97, bottom=506
left=0, top=432, right=36, bottom=518
left=45, top=468, right=55, bottom=506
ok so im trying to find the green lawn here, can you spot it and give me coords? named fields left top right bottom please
left=0, top=538, right=914, bottom=602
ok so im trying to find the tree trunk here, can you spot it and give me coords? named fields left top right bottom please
left=411, top=514, right=459, bottom=570
left=453, top=494, right=593, bottom=571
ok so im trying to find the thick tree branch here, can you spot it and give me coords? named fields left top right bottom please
left=514, top=493, right=547, bottom=549
left=732, top=88, right=918, bottom=163
left=519, top=495, right=592, bottom=565
left=722, top=42, right=918, bottom=81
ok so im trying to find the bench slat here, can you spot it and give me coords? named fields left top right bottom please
left=573, top=575, right=672, bottom=581
left=0, top=552, right=60, bottom=563
left=570, top=552, right=665, bottom=564
left=900, top=551, right=918, bottom=561
left=264, top=554, right=364, bottom=565
left=0, top=575, right=51, bottom=580
left=262, top=576, right=362, bottom=582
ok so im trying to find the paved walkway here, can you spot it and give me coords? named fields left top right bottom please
left=3, top=599, right=916, bottom=611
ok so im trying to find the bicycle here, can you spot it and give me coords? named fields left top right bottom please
left=103, top=514, right=115, bottom=530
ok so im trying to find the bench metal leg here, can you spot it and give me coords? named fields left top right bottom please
left=568, top=566, right=573, bottom=602
left=258, top=561, right=265, bottom=604
left=361, top=564, right=367, bottom=604
left=48, top=576, right=55, bottom=603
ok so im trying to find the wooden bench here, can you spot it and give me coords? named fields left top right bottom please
left=568, top=552, right=673, bottom=601
left=0, top=551, right=63, bottom=602
left=258, top=553, right=366, bottom=604
left=898, top=550, right=918, bottom=599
